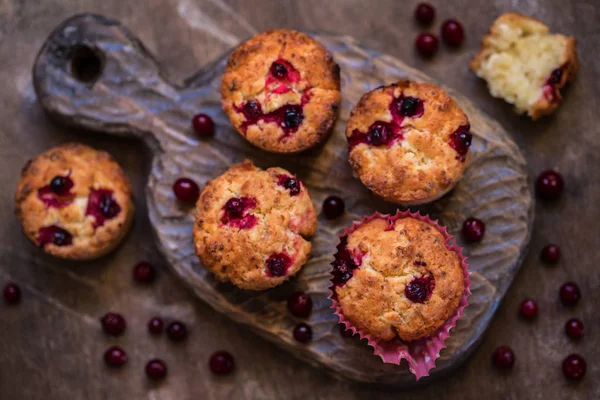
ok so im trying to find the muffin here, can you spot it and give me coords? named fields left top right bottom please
left=221, top=29, right=341, bottom=153
left=331, top=214, right=465, bottom=342
left=193, top=160, right=317, bottom=290
left=14, top=143, right=134, bottom=260
left=346, top=81, right=471, bottom=205
left=471, top=12, right=578, bottom=120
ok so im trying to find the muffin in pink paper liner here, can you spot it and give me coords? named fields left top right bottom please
left=329, top=210, right=470, bottom=380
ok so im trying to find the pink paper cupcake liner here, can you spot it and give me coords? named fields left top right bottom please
left=329, top=210, right=471, bottom=380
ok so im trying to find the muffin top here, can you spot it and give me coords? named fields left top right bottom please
left=193, top=160, right=317, bottom=290
left=221, top=29, right=341, bottom=153
left=14, top=143, right=134, bottom=260
left=332, top=215, right=465, bottom=342
left=346, top=81, right=471, bottom=205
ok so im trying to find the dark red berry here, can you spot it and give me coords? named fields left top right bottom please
left=3, top=283, right=21, bottom=304
left=133, top=261, right=156, bottom=283
left=266, top=253, right=291, bottom=277
left=415, top=33, right=439, bottom=57
left=145, top=359, right=167, bottom=381
left=536, top=170, right=564, bottom=200
left=104, top=346, right=127, bottom=368
left=293, top=323, right=312, bottom=343
left=148, top=317, right=164, bottom=335
left=415, top=3, right=435, bottom=25
left=565, top=318, right=584, bottom=340
left=287, top=292, right=313, bottom=318
left=441, top=19, right=465, bottom=46
left=562, top=354, right=586, bottom=380
left=283, top=105, right=303, bottom=129
left=243, top=101, right=262, bottom=120
left=173, top=178, right=200, bottom=204
left=559, top=282, right=581, bottom=306
left=192, top=113, right=215, bottom=136
left=100, top=312, right=126, bottom=336
left=405, top=275, right=435, bottom=303
left=519, top=299, right=538, bottom=319
left=339, top=324, right=354, bottom=338
left=323, top=196, right=345, bottom=220
left=209, top=351, right=235, bottom=375
left=270, top=62, right=288, bottom=79
left=49, top=176, right=71, bottom=195
left=224, top=198, right=244, bottom=218
left=492, top=346, right=515, bottom=369
left=541, top=244, right=560, bottom=264
left=166, top=321, right=188, bottom=342
left=463, top=217, right=485, bottom=242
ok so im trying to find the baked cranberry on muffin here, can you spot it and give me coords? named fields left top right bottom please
left=331, top=215, right=464, bottom=342
left=221, top=29, right=341, bottom=153
left=471, top=13, right=578, bottom=120
left=193, top=160, right=317, bottom=290
left=14, top=143, right=134, bottom=260
left=346, top=80, right=471, bottom=205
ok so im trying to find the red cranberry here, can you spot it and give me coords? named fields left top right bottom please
left=339, top=324, right=354, bottom=338
left=283, top=105, right=303, bottom=129
left=266, top=253, right=291, bottom=277
left=405, top=275, right=434, bottom=303
left=209, top=351, right=235, bottom=375
left=415, top=33, right=439, bottom=57
left=148, top=317, right=164, bottom=335
left=166, top=321, right=188, bottom=342
left=243, top=100, right=262, bottom=120
left=133, top=262, right=156, bottom=284
left=441, top=19, right=465, bottom=46
left=559, top=282, right=581, bottom=306
left=449, top=125, right=472, bottom=161
left=414, top=3, right=435, bottom=25
left=293, top=323, right=312, bottom=343
left=536, top=170, right=564, bottom=200
left=519, top=299, right=538, bottom=319
left=104, top=346, right=127, bottom=368
left=192, top=113, right=215, bottom=136
left=145, top=359, right=167, bottom=381
left=463, top=217, right=485, bottom=242
left=270, top=62, right=288, bottom=79
left=100, top=312, right=126, bottom=336
left=323, top=196, right=345, bottom=219
left=541, top=244, right=560, bottom=264
left=400, top=97, right=424, bottom=117
left=287, top=292, right=313, bottom=318
left=562, top=354, right=586, bottom=380
left=278, top=175, right=301, bottom=196
left=492, top=346, right=515, bottom=369
left=49, top=175, right=72, bottom=195
left=224, top=198, right=244, bottom=218
left=85, top=189, right=121, bottom=228
left=173, top=178, right=200, bottom=204
left=565, top=318, right=584, bottom=340
left=38, top=225, right=73, bottom=247
left=3, top=283, right=21, bottom=304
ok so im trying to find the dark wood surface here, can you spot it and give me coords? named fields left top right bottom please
left=0, top=0, right=597, bottom=399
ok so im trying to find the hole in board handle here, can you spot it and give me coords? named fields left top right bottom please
left=70, top=45, right=104, bottom=83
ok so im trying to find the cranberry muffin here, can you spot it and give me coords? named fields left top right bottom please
left=346, top=81, right=471, bottom=205
left=193, top=160, right=317, bottom=290
left=331, top=215, right=464, bottom=342
left=14, top=143, right=134, bottom=260
left=471, top=12, right=578, bottom=120
left=221, top=29, right=341, bottom=153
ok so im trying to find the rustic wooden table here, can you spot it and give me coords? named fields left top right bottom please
left=0, top=0, right=597, bottom=399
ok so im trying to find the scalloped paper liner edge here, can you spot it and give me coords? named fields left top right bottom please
left=328, top=210, right=471, bottom=380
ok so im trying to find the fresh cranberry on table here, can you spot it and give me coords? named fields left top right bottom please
left=535, top=170, right=564, bottom=200
left=562, top=354, right=586, bottom=380
left=339, top=324, right=354, bottom=338
left=166, top=321, right=188, bottom=342
left=540, top=244, right=560, bottom=264
left=133, top=261, right=156, bottom=284
left=3, top=283, right=21, bottom=304
left=145, top=359, right=168, bottom=381
left=209, top=351, right=235, bottom=375
left=322, top=196, right=345, bottom=220
left=415, top=33, right=439, bottom=57
left=559, top=282, right=581, bottom=306
left=519, top=299, right=538, bottom=319
left=441, top=19, right=465, bottom=46
left=192, top=113, right=215, bottom=136
left=173, top=177, right=200, bottom=204
left=148, top=317, right=164, bottom=335
left=293, top=323, right=313, bottom=343
left=414, top=3, right=435, bottom=25
left=462, top=217, right=485, bottom=242
left=287, top=292, right=313, bottom=318
left=100, top=312, right=126, bottom=336
left=565, top=318, right=584, bottom=340
left=492, top=346, right=515, bottom=369
left=104, top=346, right=127, bottom=368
